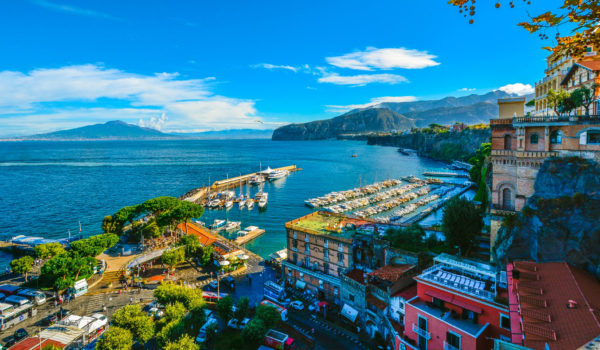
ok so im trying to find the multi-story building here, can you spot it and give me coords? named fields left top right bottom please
left=560, top=60, right=600, bottom=115
left=534, top=52, right=575, bottom=116
left=403, top=254, right=510, bottom=350
left=506, top=261, right=600, bottom=350
left=282, top=211, right=360, bottom=304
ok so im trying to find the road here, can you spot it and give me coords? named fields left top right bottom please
left=287, top=310, right=368, bottom=350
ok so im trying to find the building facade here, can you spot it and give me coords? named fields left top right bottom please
left=403, top=254, right=510, bottom=350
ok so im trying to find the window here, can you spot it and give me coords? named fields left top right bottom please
left=432, top=297, right=444, bottom=309
left=338, top=252, right=344, bottom=264
left=293, top=239, right=297, bottom=249
left=349, top=294, right=355, bottom=302
left=304, top=257, right=310, bottom=267
left=550, top=130, right=564, bottom=144
left=504, top=134, right=512, bottom=150
left=500, top=314, right=511, bottom=330
left=588, top=131, right=600, bottom=144
left=463, top=309, right=478, bottom=323
left=324, top=248, right=329, bottom=260
left=305, top=243, right=310, bottom=255
left=530, top=133, right=539, bottom=144
left=502, top=188, right=514, bottom=211
left=324, top=238, right=328, bottom=248
left=293, top=253, right=297, bottom=263
left=313, top=262, right=319, bottom=270
left=446, top=331, right=461, bottom=350
left=305, top=235, right=309, bottom=242
left=323, top=263, right=329, bottom=275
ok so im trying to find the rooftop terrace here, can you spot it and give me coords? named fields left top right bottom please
left=285, top=211, right=373, bottom=240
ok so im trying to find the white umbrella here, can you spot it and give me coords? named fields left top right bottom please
left=239, top=255, right=249, bottom=260
left=219, top=260, right=230, bottom=266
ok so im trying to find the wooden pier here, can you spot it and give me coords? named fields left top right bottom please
left=234, top=228, right=266, bottom=245
left=182, top=165, right=300, bottom=203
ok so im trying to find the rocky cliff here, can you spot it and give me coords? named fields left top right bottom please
left=272, top=108, right=416, bottom=140
left=366, top=128, right=491, bottom=162
left=493, top=157, right=600, bottom=279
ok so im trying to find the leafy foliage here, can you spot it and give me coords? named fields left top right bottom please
left=112, top=304, right=155, bottom=344
left=235, top=296, right=250, bottom=320
left=161, top=247, right=186, bottom=271
left=153, top=282, right=206, bottom=309
left=449, top=1, right=600, bottom=58
left=216, top=295, right=234, bottom=321
left=69, top=233, right=119, bottom=257
left=241, top=318, right=267, bottom=347
left=40, top=253, right=96, bottom=290
left=442, top=197, right=483, bottom=256
left=385, top=224, right=447, bottom=253
left=10, top=256, right=33, bottom=281
left=34, top=242, right=66, bottom=259
left=156, top=320, right=186, bottom=347
left=255, top=304, right=281, bottom=329
left=96, top=326, right=133, bottom=350
left=180, top=234, right=202, bottom=259
left=164, top=334, right=199, bottom=350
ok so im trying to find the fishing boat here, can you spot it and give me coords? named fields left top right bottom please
left=249, top=174, right=265, bottom=185
left=192, top=220, right=206, bottom=226
left=258, top=192, right=268, bottom=208
left=208, top=199, right=221, bottom=208
left=224, top=221, right=241, bottom=231
left=268, top=169, right=288, bottom=180
left=209, top=219, right=226, bottom=230
left=352, top=154, right=358, bottom=158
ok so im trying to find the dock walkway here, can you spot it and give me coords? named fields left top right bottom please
left=234, top=228, right=265, bottom=245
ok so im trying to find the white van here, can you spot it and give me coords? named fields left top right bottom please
left=17, top=289, right=46, bottom=306
left=195, top=318, right=218, bottom=343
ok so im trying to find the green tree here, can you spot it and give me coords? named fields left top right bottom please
left=143, top=220, right=162, bottom=239
left=385, top=224, right=427, bottom=252
left=10, top=256, right=33, bottom=281
left=204, top=322, right=219, bottom=343
left=180, top=234, right=201, bottom=259
left=163, top=302, right=187, bottom=323
left=42, top=345, right=62, bottom=350
left=70, top=233, right=119, bottom=257
left=34, top=242, right=66, bottom=260
left=102, top=215, right=119, bottom=234
left=547, top=89, right=571, bottom=116
left=39, top=253, right=96, bottom=290
left=442, top=197, right=483, bottom=257
left=241, top=318, right=267, bottom=347
left=468, top=143, right=491, bottom=185
left=164, top=334, right=199, bottom=350
left=154, top=282, right=205, bottom=309
left=571, top=84, right=599, bottom=115
left=235, top=296, right=250, bottom=320
left=200, top=245, right=214, bottom=266
left=255, top=304, right=281, bottom=329
left=111, top=304, right=155, bottom=344
left=96, top=326, right=133, bottom=350
left=216, top=295, right=234, bottom=321
left=157, top=320, right=185, bottom=347
left=161, top=247, right=186, bottom=272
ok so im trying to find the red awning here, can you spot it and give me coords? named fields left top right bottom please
left=425, top=290, right=483, bottom=314
left=318, top=301, right=329, bottom=307
left=148, top=275, right=165, bottom=282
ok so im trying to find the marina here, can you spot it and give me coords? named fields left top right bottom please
left=234, top=226, right=266, bottom=245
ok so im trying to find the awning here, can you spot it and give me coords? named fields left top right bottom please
left=341, top=304, right=359, bottom=323
left=295, top=280, right=306, bottom=290
left=148, top=275, right=165, bottom=282
left=318, top=301, right=329, bottom=308
left=425, top=290, right=483, bottom=314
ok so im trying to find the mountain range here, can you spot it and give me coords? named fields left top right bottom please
left=5, top=121, right=273, bottom=141
left=272, top=90, right=514, bottom=140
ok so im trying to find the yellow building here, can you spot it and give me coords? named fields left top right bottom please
left=534, top=52, right=575, bottom=115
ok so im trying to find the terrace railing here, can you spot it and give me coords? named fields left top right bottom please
left=514, top=114, right=600, bottom=124
left=412, top=324, right=431, bottom=340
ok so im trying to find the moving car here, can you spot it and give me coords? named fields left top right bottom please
left=290, top=301, right=304, bottom=311
left=42, top=314, right=58, bottom=326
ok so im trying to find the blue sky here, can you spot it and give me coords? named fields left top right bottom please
left=0, top=0, right=562, bottom=136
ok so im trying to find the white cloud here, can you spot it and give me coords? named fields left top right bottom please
left=318, top=73, right=408, bottom=86
left=326, top=96, right=417, bottom=113
left=31, top=0, right=121, bottom=20
left=326, top=47, right=440, bottom=71
left=458, top=87, right=476, bottom=92
left=498, top=83, right=534, bottom=96
left=252, top=63, right=299, bottom=72
left=0, top=64, right=268, bottom=136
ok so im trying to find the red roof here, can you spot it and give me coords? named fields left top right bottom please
left=510, top=261, right=600, bottom=350
left=12, top=337, right=64, bottom=350
left=392, top=284, right=418, bottom=300
left=345, top=269, right=367, bottom=285
left=578, top=60, right=600, bottom=71
left=177, top=222, right=218, bottom=246
left=425, top=290, right=483, bottom=314
left=368, top=264, right=414, bottom=282
left=366, top=294, right=388, bottom=310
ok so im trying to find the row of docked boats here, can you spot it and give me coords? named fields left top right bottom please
left=249, top=167, right=290, bottom=185
left=352, top=189, right=422, bottom=218
left=206, top=186, right=268, bottom=210
left=305, top=179, right=403, bottom=208
left=324, top=183, right=425, bottom=214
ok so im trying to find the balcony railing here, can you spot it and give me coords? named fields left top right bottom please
left=491, top=150, right=559, bottom=158
left=444, top=341, right=460, bottom=350
left=490, top=119, right=513, bottom=126
left=514, top=114, right=600, bottom=124
left=412, top=324, right=431, bottom=340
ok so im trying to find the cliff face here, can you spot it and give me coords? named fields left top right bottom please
left=494, top=157, right=600, bottom=279
left=366, top=128, right=491, bottom=162
left=272, top=108, right=416, bottom=140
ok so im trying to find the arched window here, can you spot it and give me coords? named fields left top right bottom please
left=530, top=133, right=539, bottom=144
left=504, top=134, right=512, bottom=150
left=502, top=188, right=513, bottom=210
left=550, top=130, right=564, bottom=144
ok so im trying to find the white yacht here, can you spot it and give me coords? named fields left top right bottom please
left=246, top=200, right=255, bottom=210
left=258, top=192, right=268, bottom=208
left=238, top=196, right=246, bottom=209
left=224, top=221, right=241, bottom=231
left=209, top=219, right=226, bottom=230
left=208, top=199, right=221, bottom=208
left=249, top=174, right=265, bottom=185
left=225, top=200, right=233, bottom=209
left=268, top=169, right=288, bottom=180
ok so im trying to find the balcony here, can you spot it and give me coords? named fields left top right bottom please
left=412, top=324, right=431, bottom=340
left=444, top=341, right=460, bottom=350
left=490, top=119, right=513, bottom=126
left=513, top=114, right=600, bottom=126
left=491, top=150, right=559, bottom=159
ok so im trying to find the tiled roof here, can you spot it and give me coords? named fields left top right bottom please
left=510, top=261, right=600, bottom=350
left=392, top=284, right=417, bottom=300
left=177, top=222, right=218, bottom=246
left=368, top=264, right=414, bottom=282
left=578, top=60, right=600, bottom=71
left=345, top=268, right=367, bottom=285
left=366, top=294, right=387, bottom=310
left=13, top=337, right=65, bottom=350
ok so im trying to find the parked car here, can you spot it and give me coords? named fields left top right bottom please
left=222, top=276, right=236, bottom=290
left=308, top=301, right=320, bottom=313
left=227, top=318, right=240, bottom=329
left=239, top=318, right=250, bottom=329
left=14, top=328, right=28, bottom=342
left=3, top=337, right=16, bottom=348
left=43, top=314, right=58, bottom=326
left=290, top=301, right=304, bottom=310
left=196, top=318, right=218, bottom=343
left=208, top=280, right=218, bottom=290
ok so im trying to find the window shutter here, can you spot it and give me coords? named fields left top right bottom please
left=580, top=131, right=587, bottom=145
